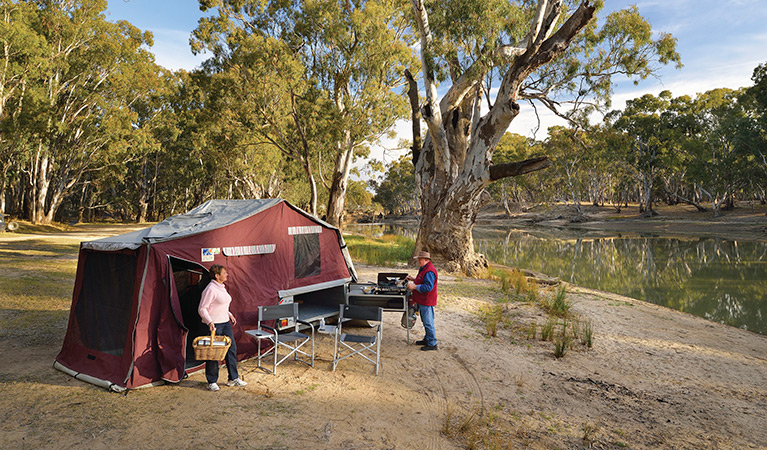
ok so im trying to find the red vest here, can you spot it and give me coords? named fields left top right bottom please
left=411, top=261, right=438, bottom=306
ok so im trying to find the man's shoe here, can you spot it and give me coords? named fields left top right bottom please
left=415, top=339, right=427, bottom=345
left=227, top=378, right=248, bottom=387
left=421, top=344, right=438, bottom=351
left=207, top=382, right=220, bottom=391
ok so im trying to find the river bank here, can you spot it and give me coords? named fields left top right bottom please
left=377, top=202, right=767, bottom=241
left=480, top=202, right=767, bottom=242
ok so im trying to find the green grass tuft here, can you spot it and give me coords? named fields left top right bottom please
left=541, top=284, right=571, bottom=317
left=540, top=317, right=556, bottom=341
left=344, top=234, right=415, bottom=266
left=553, top=320, right=573, bottom=358
left=479, top=303, right=505, bottom=337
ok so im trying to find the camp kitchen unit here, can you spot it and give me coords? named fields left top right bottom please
left=343, top=273, right=413, bottom=344
left=273, top=272, right=411, bottom=343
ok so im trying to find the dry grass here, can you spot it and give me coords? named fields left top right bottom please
left=0, top=236, right=78, bottom=344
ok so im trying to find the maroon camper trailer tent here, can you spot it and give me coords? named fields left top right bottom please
left=54, top=199, right=357, bottom=391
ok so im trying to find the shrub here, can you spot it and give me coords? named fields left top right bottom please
left=494, top=267, right=528, bottom=298
left=511, top=269, right=529, bottom=295
left=442, top=406, right=480, bottom=444
left=525, top=281, right=539, bottom=303
left=527, top=322, right=537, bottom=340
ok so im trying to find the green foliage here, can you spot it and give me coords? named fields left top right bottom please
left=525, top=281, right=540, bottom=303
left=486, top=133, right=549, bottom=208
left=2, top=0, right=764, bottom=238
left=527, top=321, right=537, bottom=340
left=1, top=0, right=421, bottom=226
left=491, top=266, right=532, bottom=301
left=191, top=0, right=416, bottom=220
left=531, top=314, right=594, bottom=356
left=574, top=316, right=594, bottom=348
left=371, top=154, right=419, bottom=215
left=1, top=0, right=159, bottom=223
left=345, top=180, right=375, bottom=210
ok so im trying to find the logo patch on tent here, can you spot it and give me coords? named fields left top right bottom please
left=201, top=247, right=220, bottom=262
left=223, top=244, right=276, bottom=256
left=288, top=226, right=322, bottom=235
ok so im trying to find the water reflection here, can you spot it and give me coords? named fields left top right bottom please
left=346, top=224, right=767, bottom=335
left=346, top=223, right=418, bottom=240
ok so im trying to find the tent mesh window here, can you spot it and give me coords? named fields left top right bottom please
left=74, top=251, right=137, bottom=356
left=294, top=233, right=321, bottom=279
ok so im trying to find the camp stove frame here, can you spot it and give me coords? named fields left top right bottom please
left=345, top=272, right=412, bottom=344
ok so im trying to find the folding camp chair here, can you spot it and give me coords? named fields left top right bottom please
left=245, top=303, right=314, bottom=375
left=332, top=304, right=383, bottom=375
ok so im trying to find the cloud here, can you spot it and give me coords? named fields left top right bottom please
left=146, top=29, right=208, bottom=71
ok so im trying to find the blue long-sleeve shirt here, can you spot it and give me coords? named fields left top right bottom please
left=417, top=270, right=436, bottom=293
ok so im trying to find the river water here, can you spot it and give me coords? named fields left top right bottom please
left=347, top=224, right=767, bottom=335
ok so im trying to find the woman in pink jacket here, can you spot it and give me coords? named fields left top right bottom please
left=198, top=264, right=247, bottom=391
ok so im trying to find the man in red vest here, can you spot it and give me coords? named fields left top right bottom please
left=406, top=251, right=438, bottom=351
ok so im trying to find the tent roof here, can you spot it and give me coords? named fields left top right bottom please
left=82, top=199, right=287, bottom=251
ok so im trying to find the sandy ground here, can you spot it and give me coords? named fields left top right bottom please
left=1, top=214, right=767, bottom=449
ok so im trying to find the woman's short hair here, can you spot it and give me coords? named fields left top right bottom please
left=209, top=264, right=226, bottom=278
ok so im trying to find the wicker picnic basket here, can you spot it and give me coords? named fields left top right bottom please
left=192, top=330, right=231, bottom=361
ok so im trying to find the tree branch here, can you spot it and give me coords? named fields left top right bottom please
left=528, top=2, right=596, bottom=69
left=404, top=68, right=422, bottom=165
left=489, top=156, right=552, bottom=181
left=410, top=0, right=449, bottom=175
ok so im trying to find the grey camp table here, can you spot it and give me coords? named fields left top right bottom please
left=345, top=283, right=412, bottom=344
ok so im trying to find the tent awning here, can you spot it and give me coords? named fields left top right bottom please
left=278, top=277, right=351, bottom=298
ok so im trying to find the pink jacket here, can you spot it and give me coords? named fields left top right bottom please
left=198, top=280, right=232, bottom=325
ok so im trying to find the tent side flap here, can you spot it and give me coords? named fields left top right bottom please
left=55, top=247, right=146, bottom=388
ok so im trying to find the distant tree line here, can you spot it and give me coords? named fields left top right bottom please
left=373, top=62, right=767, bottom=219
left=1, top=0, right=411, bottom=225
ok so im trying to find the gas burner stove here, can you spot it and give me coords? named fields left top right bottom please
left=374, top=285, right=408, bottom=295
left=374, top=272, right=409, bottom=295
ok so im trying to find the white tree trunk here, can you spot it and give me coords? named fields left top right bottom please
left=409, top=0, right=594, bottom=273
left=325, top=131, right=354, bottom=228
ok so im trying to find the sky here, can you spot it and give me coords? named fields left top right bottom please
left=106, top=0, right=767, bottom=172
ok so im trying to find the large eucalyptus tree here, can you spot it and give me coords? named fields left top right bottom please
left=192, top=0, right=415, bottom=224
left=408, top=0, right=680, bottom=273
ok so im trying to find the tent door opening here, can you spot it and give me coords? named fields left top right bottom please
left=169, top=256, right=211, bottom=369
